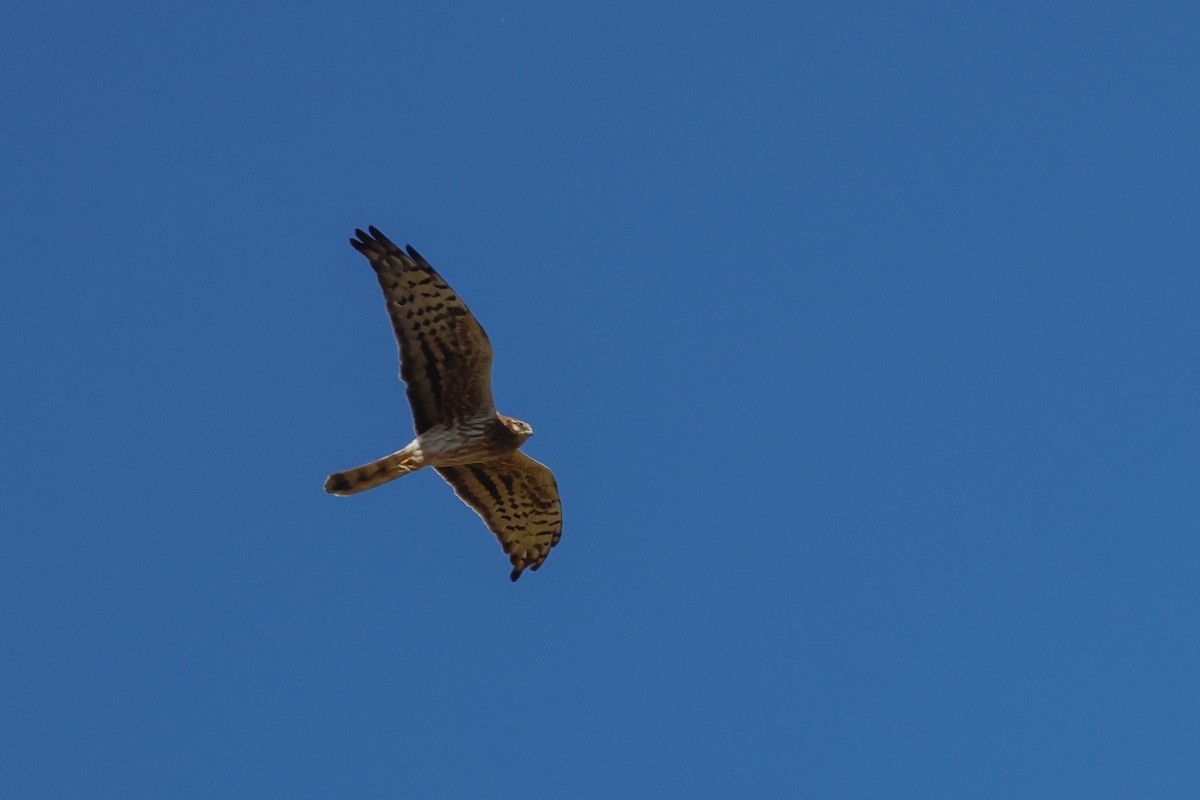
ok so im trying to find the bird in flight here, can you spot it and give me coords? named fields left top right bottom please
left=324, top=227, right=562, bottom=581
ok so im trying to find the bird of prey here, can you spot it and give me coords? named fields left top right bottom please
left=324, top=227, right=562, bottom=581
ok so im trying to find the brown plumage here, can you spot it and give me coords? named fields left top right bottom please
left=323, top=227, right=562, bottom=581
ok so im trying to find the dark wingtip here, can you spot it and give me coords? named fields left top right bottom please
left=351, top=225, right=403, bottom=255
left=509, top=566, right=522, bottom=582
left=347, top=225, right=416, bottom=265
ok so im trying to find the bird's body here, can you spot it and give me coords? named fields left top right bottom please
left=324, top=415, right=529, bottom=495
left=324, top=227, right=562, bottom=581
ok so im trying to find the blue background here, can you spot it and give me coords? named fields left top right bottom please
left=3, top=2, right=1198, bottom=797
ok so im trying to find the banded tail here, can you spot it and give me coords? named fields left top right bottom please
left=324, top=449, right=421, bottom=496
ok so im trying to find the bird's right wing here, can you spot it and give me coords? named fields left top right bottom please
left=350, top=226, right=495, bottom=433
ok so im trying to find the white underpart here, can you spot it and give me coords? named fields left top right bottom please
left=414, top=418, right=495, bottom=468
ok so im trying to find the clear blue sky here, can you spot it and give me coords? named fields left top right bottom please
left=2, top=2, right=1198, bottom=797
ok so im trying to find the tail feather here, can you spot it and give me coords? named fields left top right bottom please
left=324, top=450, right=419, bottom=496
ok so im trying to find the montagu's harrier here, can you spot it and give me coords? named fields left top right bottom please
left=324, top=227, right=562, bottom=581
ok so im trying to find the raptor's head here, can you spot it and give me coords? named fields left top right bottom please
left=499, top=414, right=534, bottom=446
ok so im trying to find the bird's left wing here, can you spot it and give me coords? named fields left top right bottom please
left=436, top=453, right=563, bottom=581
